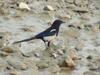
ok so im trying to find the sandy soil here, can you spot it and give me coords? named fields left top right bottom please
left=0, top=0, right=100, bottom=75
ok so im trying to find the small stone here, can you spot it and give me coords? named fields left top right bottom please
left=84, top=71, right=99, bottom=75
left=0, top=36, right=3, bottom=39
left=7, top=60, right=28, bottom=70
left=57, top=49, right=64, bottom=55
left=65, top=0, right=74, bottom=3
left=18, top=2, right=31, bottom=11
left=34, top=53, right=40, bottom=57
left=0, top=41, right=4, bottom=48
left=68, top=48, right=78, bottom=60
left=87, top=55, right=93, bottom=60
left=2, top=47, right=14, bottom=53
left=0, top=51, right=9, bottom=57
left=68, top=24, right=75, bottom=28
left=37, top=62, right=49, bottom=69
left=21, top=27, right=33, bottom=32
left=48, top=64, right=60, bottom=73
left=20, top=63, right=28, bottom=70
left=74, top=0, right=88, bottom=7
left=52, top=53, right=58, bottom=58
left=44, top=5, right=54, bottom=11
left=8, top=71, right=20, bottom=75
left=65, top=56, right=76, bottom=68
left=88, top=63, right=98, bottom=71
left=73, top=7, right=88, bottom=13
left=77, top=26, right=82, bottom=30
left=58, top=14, right=71, bottom=19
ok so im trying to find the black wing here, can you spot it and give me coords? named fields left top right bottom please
left=35, top=28, right=57, bottom=38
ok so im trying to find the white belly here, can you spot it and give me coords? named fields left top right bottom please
left=44, top=35, right=56, bottom=41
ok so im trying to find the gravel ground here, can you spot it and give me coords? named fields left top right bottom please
left=0, top=0, right=100, bottom=75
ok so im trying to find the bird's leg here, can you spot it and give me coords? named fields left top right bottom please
left=47, top=41, right=51, bottom=47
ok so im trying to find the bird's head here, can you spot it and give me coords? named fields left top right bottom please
left=51, top=19, right=65, bottom=28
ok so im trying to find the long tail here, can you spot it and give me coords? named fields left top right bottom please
left=13, top=37, right=36, bottom=44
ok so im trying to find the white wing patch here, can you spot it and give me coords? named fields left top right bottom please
left=50, top=29, right=56, bottom=32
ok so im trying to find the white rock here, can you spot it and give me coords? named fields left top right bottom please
left=57, top=49, right=64, bottom=55
left=65, top=56, right=76, bottom=68
left=52, top=53, right=58, bottom=58
left=44, top=5, right=54, bottom=11
left=19, top=2, right=31, bottom=11
left=34, top=53, right=40, bottom=57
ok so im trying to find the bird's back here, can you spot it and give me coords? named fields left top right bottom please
left=35, top=27, right=56, bottom=39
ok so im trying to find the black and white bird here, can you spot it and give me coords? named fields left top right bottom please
left=13, top=19, right=65, bottom=47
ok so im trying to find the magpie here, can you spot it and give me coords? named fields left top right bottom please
left=13, top=19, right=65, bottom=47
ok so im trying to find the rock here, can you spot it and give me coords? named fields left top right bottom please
left=84, top=71, right=99, bottom=75
left=0, top=32, right=12, bottom=47
left=65, top=0, right=74, bottom=3
left=0, top=40, right=4, bottom=48
left=87, top=55, right=93, bottom=60
left=44, top=5, right=54, bottom=11
left=72, top=7, right=88, bottom=13
left=7, top=59, right=28, bottom=70
left=67, top=48, right=78, bottom=60
left=18, top=2, right=31, bottom=11
left=74, top=0, right=88, bottom=7
left=57, top=14, right=71, bottom=19
left=52, top=53, right=58, bottom=58
left=37, top=61, right=49, bottom=69
left=88, top=63, right=98, bottom=71
left=57, top=49, right=64, bottom=55
left=0, top=58, right=7, bottom=69
left=0, top=51, right=9, bottom=57
left=48, top=64, right=60, bottom=73
left=8, top=71, right=20, bottom=75
left=65, top=56, right=76, bottom=68
left=2, top=47, right=14, bottom=53
left=20, top=27, right=33, bottom=32
left=20, top=68, right=38, bottom=75
left=68, top=24, right=75, bottom=28
left=34, top=52, right=40, bottom=57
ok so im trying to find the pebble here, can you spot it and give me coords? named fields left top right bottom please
left=57, top=14, right=71, bottom=19
left=65, top=0, right=74, bottom=3
left=2, top=47, right=14, bottom=53
left=87, top=55, right=93, bottom=60
left=88, top=63, right=98, bottom=71
left=21, top=68, right=38, bottom=75
left=73, top=7, right=88, bottom=13
left=52, top=53, right=58, bottom=58
left=18, top=2, right=31, bottom=11
left=44, top=5, right=54, bottom=11
left=68, top=24, right=75, bottom=28
left=21, top=27, right=33, bottom=32
left=57, top=49, right=64, bottom=55
left=68, top=48, right=78, bottom=60
left=34, top=53, right=40, bottom=57
left=37, top=61, right=49, bottom=69
left=0, top=51, right=9, bottom=57
left=74, top=0, right=88, bottom=7
left=7, top=60, right=28, bottom=70
left=48, top=64, right=60, bottom=73
left=83, top=71, right=99, bottom=75
left=65, top=56, right=76, bottom=68
left=8, top=71, right=20, bottom=75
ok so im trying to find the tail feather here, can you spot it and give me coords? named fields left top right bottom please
left=13, top=37, right=36, bottom=44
